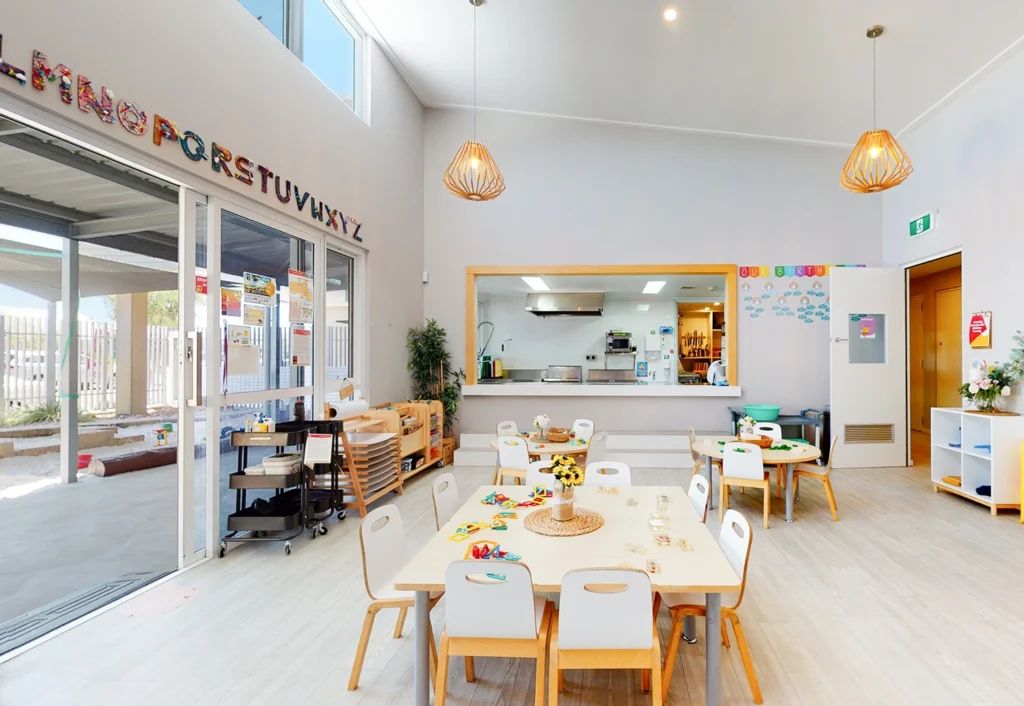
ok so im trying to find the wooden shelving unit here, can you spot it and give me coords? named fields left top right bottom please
left=931, top=407, right=1024, bottom=515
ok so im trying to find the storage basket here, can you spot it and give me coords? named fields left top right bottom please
left=736, top=435, right=773, bottom=449
left=546, top=428, right=571, bottom=443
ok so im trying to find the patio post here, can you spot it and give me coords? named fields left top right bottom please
left=60, top=239, right=79, bottom=484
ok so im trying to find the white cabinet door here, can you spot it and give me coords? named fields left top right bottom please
left=829, top=267, right=907, bottom=468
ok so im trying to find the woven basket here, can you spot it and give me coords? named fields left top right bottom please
left=737, top=435, right=773, bottom=449
left=441, top=436, right=456, bottom=466
left=546, top=428, right=571, bottom=443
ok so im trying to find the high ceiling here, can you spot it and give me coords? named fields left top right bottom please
left=355, top=0, right=1024, bottom=144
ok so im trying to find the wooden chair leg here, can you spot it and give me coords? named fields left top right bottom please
left=661, top=612, right=685, bottom=702
left=434, top=631, right=451, bottom=706
left=348, top=604, right=380, bottom=690
left=549, top=614, right=560, bottom=706
left=721, top=617, right=731, bottom=648
left=730, top=614, right=763, bottom=705
left=650, top=637, right=664, bottom=706
left=824, top=477, right=840, bottom=521
left=762, top=483, right=770, bottom=529
left=394, top=606, right=408, bottom=638
left=464, top=656, right=476, bottom=682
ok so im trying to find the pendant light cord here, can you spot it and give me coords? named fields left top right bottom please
left=473, top=2, right=477, bottom=142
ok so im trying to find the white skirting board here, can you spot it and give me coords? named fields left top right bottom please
left=453, top=432, right=721, bottom=469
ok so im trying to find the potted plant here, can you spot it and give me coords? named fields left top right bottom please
left=407, top=319, right=465, bottom=463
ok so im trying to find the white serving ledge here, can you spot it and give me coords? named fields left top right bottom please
left=463, top=384, right=742, bottom=397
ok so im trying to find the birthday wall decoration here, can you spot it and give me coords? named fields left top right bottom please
left=740, top=265, right=864, bottom=324
left=0, top=34, right=364, bottom=242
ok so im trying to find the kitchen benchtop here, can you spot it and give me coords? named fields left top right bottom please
left=464, top=383, right=742, bottom=397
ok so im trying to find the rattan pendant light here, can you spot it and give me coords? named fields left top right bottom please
left=443, top=0, right=506, bottom=201
left=840, top=26, right=913, bottom=193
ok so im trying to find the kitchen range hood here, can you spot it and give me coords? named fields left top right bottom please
left=525, top=292, right=604, bottom=317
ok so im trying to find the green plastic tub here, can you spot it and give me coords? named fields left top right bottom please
left=744, top=404, right=781, bottom=422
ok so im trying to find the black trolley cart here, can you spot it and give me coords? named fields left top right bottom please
left=220, top=420, right=347, bottom=557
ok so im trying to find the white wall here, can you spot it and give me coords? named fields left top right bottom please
left=425, top=108, right=882, bottom=431
left=480, top=297, right=676, bottom=377
left=0, top=0, right=424, bottom=404
left=882, top=47, right=1024, bottom=413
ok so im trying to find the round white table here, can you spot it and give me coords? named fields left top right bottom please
left=691, top=436, right=822, bottom=523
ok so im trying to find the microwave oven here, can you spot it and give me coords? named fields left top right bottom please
left=606, top=331, right=633, bottom=353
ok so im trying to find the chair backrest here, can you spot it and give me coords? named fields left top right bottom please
left=558, top=569, right=653, bottom=650
left=358, top=504, right=406, bottom=600
left=586, top=430, right=608, bottom=463
left=431, top=472, right=460, bottom=531
left=687, top=427, right=702, bottom=464
left=719, top=509, right=753, bottom=609
left=687, top=473, right=710, bottom=522
left=722, top=442, right=764, bottom=480
left=753, top=422, right=781, bottom=441
left=571, top=418, right=595, bottom=442
left=444, top=561, right=539, bottom=639
left=497, top=436, right=530, bottom=470
left=525, top=459, right=555, bottom=487
left=584, top=460, right=632, bottom=487
left=496, top=420, right=518, bottom=437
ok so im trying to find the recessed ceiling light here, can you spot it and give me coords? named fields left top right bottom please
left=714, top=301, right=721, bottom=306
left=642, top=281, right=666, bottom=294
left=521, top=277, right=549, bottom=291
left=663, top=8, right=677, bottom=21
left=636, top=304, right=650, bottom=312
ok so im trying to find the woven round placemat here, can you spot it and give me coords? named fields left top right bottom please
left=524, top=507, right=604, bottom=537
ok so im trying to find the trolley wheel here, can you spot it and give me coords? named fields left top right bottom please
left=337, top=509, right=347, bottom=520
left=319, top=526, right=329, bottom=535
left=285, top=542, right=292, bottom=555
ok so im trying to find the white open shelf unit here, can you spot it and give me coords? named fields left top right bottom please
left=931, top=407, right=1024, bottom=515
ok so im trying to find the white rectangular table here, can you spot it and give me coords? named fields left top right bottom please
left=394, top=485, right=741, bottom=706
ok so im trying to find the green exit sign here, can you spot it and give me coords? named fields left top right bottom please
left=909, top=212, right=936, bottom=237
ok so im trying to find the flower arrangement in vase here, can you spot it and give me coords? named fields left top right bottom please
left=959, top=360, right=1018, bottom=413
left=549, top=454, right=583, bottom=521
left=533, top=414, right=551, bottom=440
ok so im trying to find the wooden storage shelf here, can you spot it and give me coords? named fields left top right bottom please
left=930, top=408, right=1024, bottom=516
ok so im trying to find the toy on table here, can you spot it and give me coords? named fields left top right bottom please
left=464, top=540, right=521, bottom=561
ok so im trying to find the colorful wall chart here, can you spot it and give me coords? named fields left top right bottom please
left=739, top=264, right=864, bottom=324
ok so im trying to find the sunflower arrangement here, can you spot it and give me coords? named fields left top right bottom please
left=549, top=454, right=583, bottom=487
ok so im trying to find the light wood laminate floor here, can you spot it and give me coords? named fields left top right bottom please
left=2, top=463, right=1023, bottom=706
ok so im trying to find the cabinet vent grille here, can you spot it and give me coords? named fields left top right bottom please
left=844, top=424, right=895, bottom=444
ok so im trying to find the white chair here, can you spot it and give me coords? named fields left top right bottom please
left=435, top=561, right=553, bottom=706
left=793, top=436, right=840, bottom=521
left=431, top=472, right=460, bottom=531
left=492, top=421, right=520, bottom=483
left=687, top=473, right=710, bottom=523
left=659, top=509, right=762, bottom=704
left=525, top=459, right=555, bottom=487
left=720, top=442, right=770, bottom=529
left=550, top=568, right=662, bottom=705
left=584, top=430, right=608, bottom=464
left=571, top=418, right=595, bottom=442
left=584, top=460, right=632, bottom=487
left=349, top=505, right=441, bottom=690
left=751, top=422, right=786, bottom=498
left=495, top=436, right=530, bottom=485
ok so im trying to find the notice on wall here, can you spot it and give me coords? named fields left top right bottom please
left=243, top=305, right=265, bottom=326
left=291, top=327, right=312, bottom=366
left=288, top=268, right=314, bottom=323
left=227, top=346, right=260, bottom=376
left=969, top=311, right=992, bottom=349
left=221, top=288, right=242, bottom=317
left=243, top=271, right=276, bottom=306
left=228, top=325, right=252, bottom=347
left=858, top=316, right=877, bottom=339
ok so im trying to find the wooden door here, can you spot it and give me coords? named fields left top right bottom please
left=935, top=287, right=962, bottom=408
left=909, top=295, right=925, bottom=432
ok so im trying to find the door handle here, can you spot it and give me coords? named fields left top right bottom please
left=832, top=337, right=849, bottom=343
left=186, top=331, right=203, bottom=407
